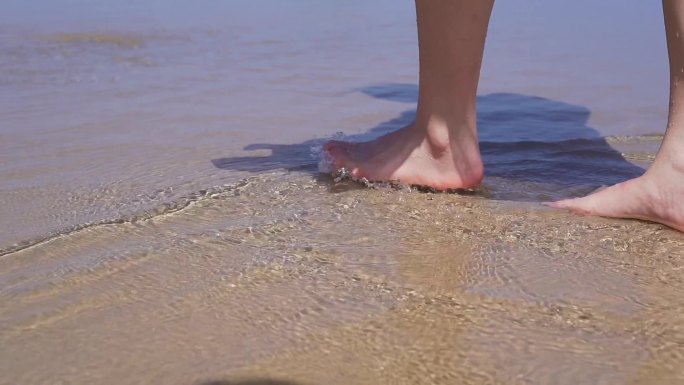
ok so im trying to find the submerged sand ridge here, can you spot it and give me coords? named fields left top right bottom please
left=1, top=172, right=683, bottom=385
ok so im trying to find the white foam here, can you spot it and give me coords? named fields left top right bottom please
left=317, top=150, right=334, bottom=173
left=311, top=132, right=347, bottom=173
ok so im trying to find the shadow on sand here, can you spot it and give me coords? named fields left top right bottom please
left=212, top=83, right=645, bottom=199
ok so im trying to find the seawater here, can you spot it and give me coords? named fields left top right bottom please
left=1, top=1, right=683, bottom=384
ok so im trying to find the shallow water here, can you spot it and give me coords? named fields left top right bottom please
left=1, top=1, right=683, bottom=384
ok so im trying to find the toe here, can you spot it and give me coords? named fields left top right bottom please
left=349, top=167, right=365, bottom=179
left=324, top=142, right=351, bottom=169
left=322, top=144, right=368, bottom=179
left=549, top=179, right=651, bottom=219
left=548, top=197, right=596, bottom=215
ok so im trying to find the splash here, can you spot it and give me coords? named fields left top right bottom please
left=311, top=131, right=348, bottom=173
left=312, top=144, right=333, bottom=173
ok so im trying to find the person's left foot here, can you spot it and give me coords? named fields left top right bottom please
left=550, top=158, right=684, bottom=232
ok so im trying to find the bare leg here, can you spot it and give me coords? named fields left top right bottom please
left=324, top=0, right=494, bottom=190
left=552, top=0, right=684, bottom=232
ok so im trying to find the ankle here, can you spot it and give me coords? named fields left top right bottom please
left=667, top=148, right=684, bottom=174
left=412, top=117, right=478, bottom=154
left=641, top=148, right=684, bottom=217
left=651, top=140, right=684, bottom=175
left=410, top=118, right=484, bottom=186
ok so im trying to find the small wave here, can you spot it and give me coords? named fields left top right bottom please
left=0, top=178, right=259, bottom=259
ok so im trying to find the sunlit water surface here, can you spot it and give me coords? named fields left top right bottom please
left=1, top=1, right=683, bottom=384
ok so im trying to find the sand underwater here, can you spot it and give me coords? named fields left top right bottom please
left=2, top=170, right=684, bottom=385
left=2, top=0, right=684, bottom=383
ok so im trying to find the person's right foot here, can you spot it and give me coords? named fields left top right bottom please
left=324, top=121, right=484, bottom=191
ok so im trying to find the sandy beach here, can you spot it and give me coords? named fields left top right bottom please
left=3, top=173, right=684, bottom=384
left=1, top=1, right=683, bottom=384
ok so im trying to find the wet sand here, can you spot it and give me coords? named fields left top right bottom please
left=2, top=173, right=684, bottom=384
left=1, top=0, right=683, bottom=384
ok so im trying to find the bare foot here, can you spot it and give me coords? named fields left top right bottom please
left=324, top=121, right=484, bottom=191
left=550, top=158, right=684, bottom=232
